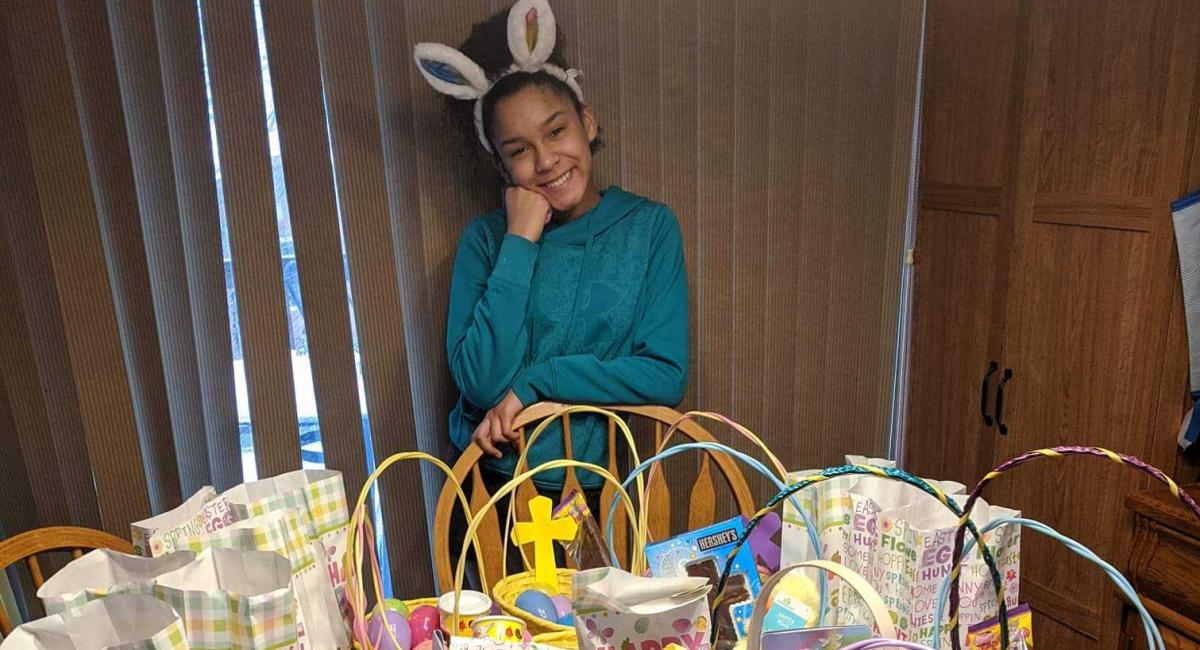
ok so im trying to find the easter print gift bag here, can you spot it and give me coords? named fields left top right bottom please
left=573, top=567, right=712, bottom=650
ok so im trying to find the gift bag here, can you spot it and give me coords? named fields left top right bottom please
left=153, top=548, right=296, bottom=650
left=572, top=567, right=712, bottom=650
left=779, top=456, right=966, bottom=625
left=130, top=488, right=235, bottom=557
left=37, top=549, right=196, bottom=615
left=779, top=456, right=906, bottom=567
left=0, top=594, right=189, bottom=650
left=839, top=491, right=1019, bottom=646
left=220, top=470, right=350, bottom=620
left=176, top=510, right=346, bottom=649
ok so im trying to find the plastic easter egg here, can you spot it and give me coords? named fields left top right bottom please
left=414, top=642, right=433, bottom=650
left=408, top=605, right=441, bottom=646
left=551, top=594, right=573, bottom=624
left=530, top=582, right=558, bottom=596
left=514, top=588, right=558, bottom=622
left=366, top=610, right=411, bottom=650
left=382, top=598, right=411, bottom=618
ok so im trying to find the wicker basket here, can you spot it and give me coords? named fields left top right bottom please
left=532, top=629, right=579, bottom=649
left=491, top=568, right=576, bottom=635
left=402, top=597, right=439, bottom=611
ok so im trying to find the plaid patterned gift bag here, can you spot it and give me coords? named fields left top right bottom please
left=220, top=470, right=351, bottom=630
left=37, top=549, right=196, bottom=615
left=1, top=593, right=190, bottom=650
left=222, top=470, right=348, bottom=542
left=176, top=510, right=346, bottom=649
left=130, top=487, right=236, bottom=557
left=152, top=549, right=296, bottom=650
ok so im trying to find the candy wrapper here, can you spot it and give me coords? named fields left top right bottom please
left=554, top=490, right=612, bottom=570
left=966, top=603, right=1032, bottom=650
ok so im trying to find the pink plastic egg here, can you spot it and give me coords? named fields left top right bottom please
left=408, top=605, right=441, bottom=647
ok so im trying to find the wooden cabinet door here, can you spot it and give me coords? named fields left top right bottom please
left=986, top=1, right=1200, bottom=647
left=904, top=0, right=1024, bottom=484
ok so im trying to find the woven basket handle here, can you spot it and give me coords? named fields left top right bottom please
left=744, top=560, right=896, bottom=650
left=451, top=459, right=645, bottom=632
left=506, top=405, right=649, bottom=576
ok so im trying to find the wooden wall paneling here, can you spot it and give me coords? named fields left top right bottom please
left=907, top=0, right=1027, bottom=482
left=904, top=209, right=1004, bottom=483
left=919, top=0, right=1021, bottom=190
left=991, top=0, right=1200, bottom=647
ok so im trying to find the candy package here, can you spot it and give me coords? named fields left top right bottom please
left=553, top=490, right=612, bottom=570
left=966, top=603, right=1033, bottom=650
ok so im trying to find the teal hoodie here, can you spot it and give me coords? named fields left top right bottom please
left=446, top=186, right=689, bottom=488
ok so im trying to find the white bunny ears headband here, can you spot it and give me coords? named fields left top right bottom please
left=412, top=0, right=585, bottom=153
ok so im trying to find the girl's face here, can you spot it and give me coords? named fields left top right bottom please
left=491, top=85, right=599, bottom=217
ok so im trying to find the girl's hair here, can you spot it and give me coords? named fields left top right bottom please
left=444, top=8, right=601, bottom=175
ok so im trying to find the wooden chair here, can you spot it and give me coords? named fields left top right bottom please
left=433, top=403, right=757, bottom=592
left=0, top=526, right=135, bottom=636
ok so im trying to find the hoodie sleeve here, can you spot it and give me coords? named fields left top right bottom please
left=446, top=219, right=538, bottom=409
left=509, top=206, right=690, bottom=407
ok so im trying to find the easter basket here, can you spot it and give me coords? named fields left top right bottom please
left=492, top=406, right=653, bottom=638
left=346, top=451, right=492, bottom=650
left=712, top=464, right=1010, bottom=649
left=455, top=456, right=646, bottom=644
left=712, top=448, right=1200, bottom=650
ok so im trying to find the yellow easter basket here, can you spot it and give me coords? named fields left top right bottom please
left=346, top=452, right=491, bottom=650
left=455, top=455, right=648, bottom=644
left=487, top=406, right=651, bottom=638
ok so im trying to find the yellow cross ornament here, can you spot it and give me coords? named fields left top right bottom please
left=511, top=495, right=578, bottom=592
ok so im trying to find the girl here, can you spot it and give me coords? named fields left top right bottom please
left=415, top=0, right=689, bottom=501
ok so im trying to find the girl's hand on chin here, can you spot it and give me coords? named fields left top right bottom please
left=505, top=185, right=552, bottom=242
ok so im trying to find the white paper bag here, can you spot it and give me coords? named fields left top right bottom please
left=176, top=510, right=346, bottom=649
left=130, top=488, right=235, bottom=557
left=220, top=469, right=350, bottom=624
left=0, top=594, right=189, bottom=650
left=37, top=550, right=195, bottom=615
left=153, top=549, right=297, bottom=650
left=573, top=568, right=712, bottom=650
left=840, top=492, right=1019, bottom=646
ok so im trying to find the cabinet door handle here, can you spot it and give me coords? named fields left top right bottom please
left=980, top=361, right=999, bottom=426
left=995, top=368, right=1014, bottom=435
